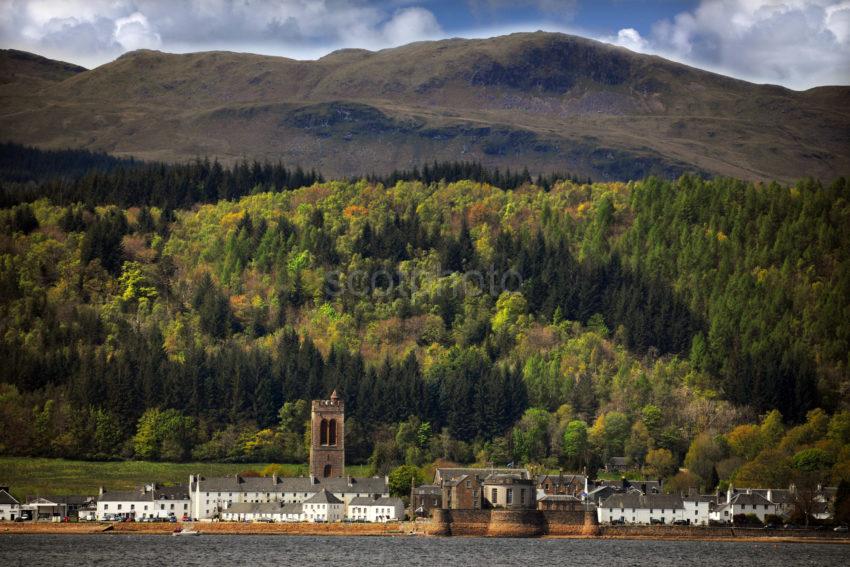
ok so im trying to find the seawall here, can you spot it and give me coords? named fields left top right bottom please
left=427, top=509, right=593, bottom=537
left=0, top=521, right=413, bottom=536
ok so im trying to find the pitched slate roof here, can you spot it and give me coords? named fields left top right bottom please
left=538, top=494, right=581, bottom=502
left=683, top=494, right=718, bottom=503
left=413, top=484, right=441, bottom=495
left=349, top=496, right=404, bottom=507
left=767, top=489, right=794, bottom=504
left=192, top=475, right=387, bottom=495
left=443, top=474, right=470, bottom=487
left=483, top=473, right=535, bottom=485
left=728, top=492, right=773, bottom=506
left=304, top=488, right=342, bottom=505
left=434, top=468, right=530, bottom=484
left=625, top=480, right=662, bottom=494
left=0, top=489, right=19, bottom=505
left=98, top=484, right=189, bottom=502
left=601, top=492, right=684, bottom=510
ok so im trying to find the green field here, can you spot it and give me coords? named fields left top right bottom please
left=0, top=458, right=371, bottom=499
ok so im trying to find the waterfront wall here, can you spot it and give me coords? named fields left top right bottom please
left=427, top=508, right=590, bottom=537
left=597, top=525, right=850, bottom=540
left=541, top=510, right=596, bottom=536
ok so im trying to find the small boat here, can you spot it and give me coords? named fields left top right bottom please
left=172, top=527, right=201, bottom=536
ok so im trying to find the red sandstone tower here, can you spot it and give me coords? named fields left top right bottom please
left=309, top=390, right=345, bottom=478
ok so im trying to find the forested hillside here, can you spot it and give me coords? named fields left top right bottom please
left=1, top=147, right=848, bottom=491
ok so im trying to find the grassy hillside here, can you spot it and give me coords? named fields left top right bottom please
left=0, top=458, right=371, bottom=499
left=1, top=32, right=848, bottom=181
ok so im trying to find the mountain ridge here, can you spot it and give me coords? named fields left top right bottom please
left=1, top=32, right=847, bottom=181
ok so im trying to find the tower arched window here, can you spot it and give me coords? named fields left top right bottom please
left=320, top=419, right=328, bottom=445
left=328, top=419, right=337, bottom=446
left=323, top=464, right=332, bottom=478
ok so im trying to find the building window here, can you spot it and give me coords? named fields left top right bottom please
left=520, top=489, right=526, bottom=504
left=492, top=489, right=498, bottom=502
left=117, top=504, right=122, bottom=510
left=506, top=489, right=513, bottom=505
left=329, top=419, right=337, bottom=446
left=130, top=504, right=135, bottom=510
left=466, top=480, right=471, bottom=489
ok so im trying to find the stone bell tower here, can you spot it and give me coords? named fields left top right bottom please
left=309, top=390, right=345, bottom=478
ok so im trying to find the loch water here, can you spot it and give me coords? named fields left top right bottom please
left=2, top=534, right=849, bottom=566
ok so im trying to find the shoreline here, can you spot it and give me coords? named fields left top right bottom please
left=2, top=522, right=849, bottom=544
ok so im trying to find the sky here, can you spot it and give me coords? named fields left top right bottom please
left=1, top=0, right=848, bottom=90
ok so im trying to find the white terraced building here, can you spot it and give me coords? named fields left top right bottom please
left=221, top=502, right=305, bottom=522
left=682, top=493, right=713, bottom=526
left=189, top=474, right=388, bottom=520
left=96, top=484, right=191, bottom=521
left=598, top=493, right=686, bottom=525
left=302, top=489, right=344, bottom=522
left=346, top=496, right=404, bottom=522
left=710, top=489, right=777, bottom=524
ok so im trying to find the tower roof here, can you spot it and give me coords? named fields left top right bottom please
left=330, top=389, right=339, bottom=400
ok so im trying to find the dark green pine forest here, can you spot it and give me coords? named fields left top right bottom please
left=1, top=143, right=848, bottom=493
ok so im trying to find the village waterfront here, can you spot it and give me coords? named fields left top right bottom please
left=3, top=534, right=850, bottom=566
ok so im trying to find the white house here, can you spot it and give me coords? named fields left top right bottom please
left=0, top=489, right=20, bottom=521
left=302, top=489, right=343, bottom=522
left=221, top=502, right=304, bottom=522
left=188, top=474, right=388, bottom=520
left=598, top=493, right=685, bottom=525
left=346, top=496, right=404, bottom=522
left=682, top=493, right=712, bottom=525
left=96, top=484, right=191, bottom=521
left=709, top=489, right=777, bottom=524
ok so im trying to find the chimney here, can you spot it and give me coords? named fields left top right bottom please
left=347, top=476, right=353, bottom=488
left=767, top=489, right=773, bottom=502
left=272, top=473, right=278, bottom=484
left=726, top=485, right=733, bottom=504
left=98, top=486, right=104, bottom=496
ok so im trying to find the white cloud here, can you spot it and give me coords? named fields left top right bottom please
left=0, top=0, right=846, bottom=89
left=614, top=28, right=647, bottom=52
left=380, top=7, right=442, bottom=46
left=0, top=0, right=444, bottom=67
left=113, top=12, right=161, bottom=51
left=607, top=0, right=850, bottom=90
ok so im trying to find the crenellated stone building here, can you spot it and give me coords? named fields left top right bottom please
left=310, top=390, right=345, bottom=479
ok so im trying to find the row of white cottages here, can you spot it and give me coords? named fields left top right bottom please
left=92, top=474, right=401, bottom=522
left=598, top=486, right=828, bottom=525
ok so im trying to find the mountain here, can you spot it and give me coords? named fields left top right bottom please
left=1, top=32, right=848, bottom=181
left=0, top=49, right=86, bottom=95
